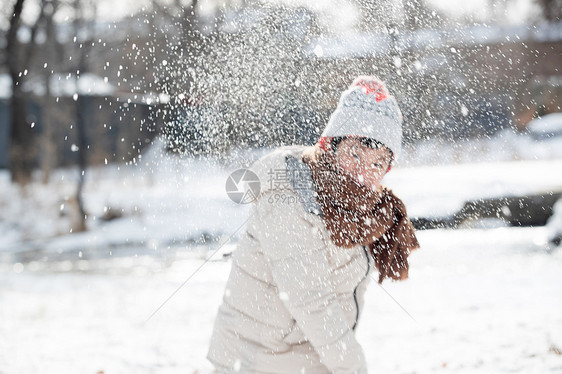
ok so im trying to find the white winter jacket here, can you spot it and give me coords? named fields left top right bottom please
left=207, top=145, right=373, bottom=374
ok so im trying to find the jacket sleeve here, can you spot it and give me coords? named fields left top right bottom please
left=254, top=190, right=368, bottom=374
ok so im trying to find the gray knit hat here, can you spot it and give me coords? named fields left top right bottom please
left=320, top=76, right=403, bottom=161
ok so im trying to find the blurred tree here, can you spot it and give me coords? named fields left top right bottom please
left=5, top=0, right=42, bottom=185
left=3, top=0, right=105, bottom=230
left=39, top=0, right=62, bottom=184
left=72, top=0, right=98, bottom=233
left=535, top=0, right=562, bottom=22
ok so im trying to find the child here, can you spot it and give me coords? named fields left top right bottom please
left=207, top=76, right=420, bottom=374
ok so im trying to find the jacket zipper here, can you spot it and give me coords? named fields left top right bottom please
left=352, top=246, right=371, bottom=331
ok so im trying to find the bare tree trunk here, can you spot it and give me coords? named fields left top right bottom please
left=8, top=93, right=34, bottom=185
left=73, top=93, right=88, bottom=233
left=6, top=0, right=35, bottom=185
left=69, top=0, right=97, bottom=233
left=40, top=0, right=59, bottom=184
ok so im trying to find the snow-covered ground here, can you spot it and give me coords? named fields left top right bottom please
left=1, top=225, right=561, bottom=373
left=0, top=142, right=261, bottom=258
left=1, top=130, right=562, bottom=373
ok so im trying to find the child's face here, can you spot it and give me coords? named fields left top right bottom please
left=334, top=138, right=392, bottom=191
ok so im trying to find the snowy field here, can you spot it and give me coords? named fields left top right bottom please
left=1, top=131, right=562, bottom=373
left=1, top=226, right=561, bottom=373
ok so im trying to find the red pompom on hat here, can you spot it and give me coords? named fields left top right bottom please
left=351, top=76, right=389, bottom=102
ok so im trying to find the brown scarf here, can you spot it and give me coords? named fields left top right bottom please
left=302, top=144, right=420, bottom=284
